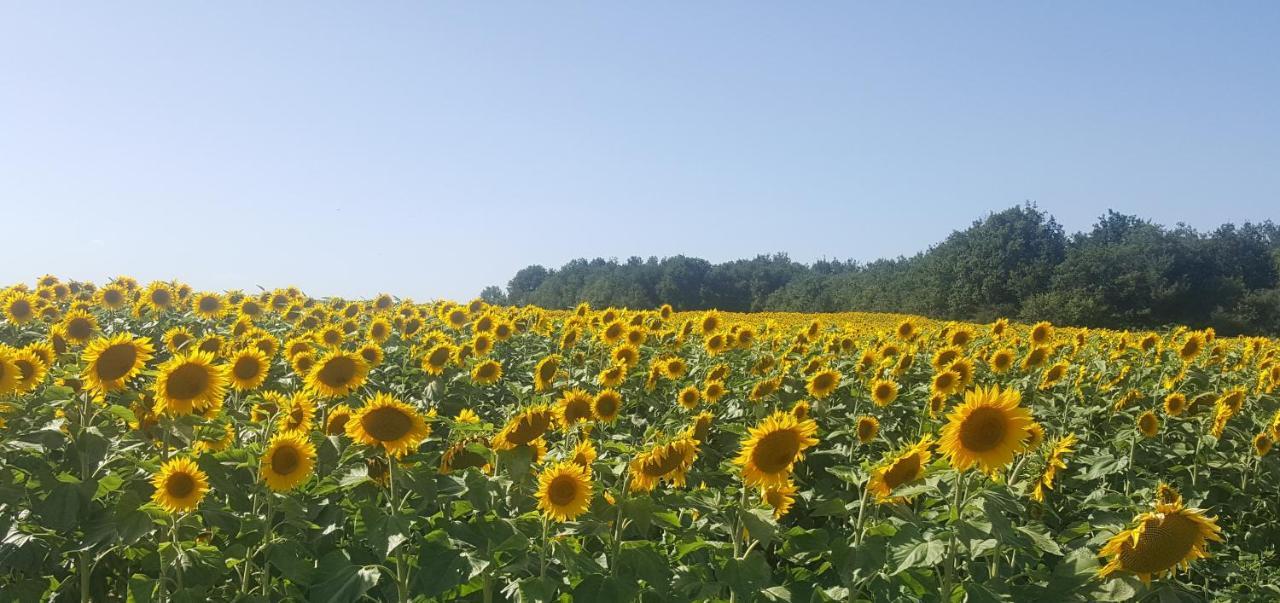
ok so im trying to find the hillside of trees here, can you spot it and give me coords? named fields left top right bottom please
left=480, top=206, right=1280, bottom=335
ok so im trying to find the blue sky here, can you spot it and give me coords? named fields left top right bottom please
left=2, top=3, right=1277, bottom=301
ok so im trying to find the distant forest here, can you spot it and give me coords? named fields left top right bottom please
left=480, top=206, right=1280, bottom=336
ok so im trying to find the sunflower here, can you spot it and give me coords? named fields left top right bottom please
left=749, top=377, right=781, bottom=402
left=763, top=480, right=798, bottom=519
left=1254, top=433, right=1273, bottom=457
left=612, top=345, right=640, bottom=368
left=598, top=362, right=627, bottom=388
left=687, top=411, right=714, bottom=443
left=153, top=351, right=228, bottom=416
left=346, top=393, right=431, bottom=458
left=82, top=334, right=155, bottom=396
left=868, top=436, right=933, bottom=502
left=96, top=284, right=130, bottom=310
left=228, top=348, right=270, bottom=392
left=1024, top=422, right=1045, bottom=449
left=600, top=320, right=627, bottom=346
left=261, top=431, right=316, bottom=491
left=1098, top=485, right=1222, bottom=583
left=1137, top=411, right=1160, bottom=438
left=704, top=334, right=728, bottom=356
left=806, top=368, right=841, bottom=399
left=191, top=292, right=225, bottom=319
left=26, top=341, right=55, bottom=368
left=677, top=386, right=702, bottom=410
left=536, top=462, right=593, bottom=522
left=937, top=385, right=1034, bottom=474
left=930, top=370, right=961, bottom=398
left=558, top=389, right=595, bottom=426
left=0, top=351, right=20, bottom=395
left=989, top=349, right=1014, bottom=373
left=494, top=405, right=556, bottom=449
left=593, top=390, right=622, bottom=423
left=306, top=350, right=369, bottom=398
left=629, top=437, right=700, bottom=493
left=59, top=310, right=98, bottom=344
left=870, top=379, right=898, bottom=407
left=790, top=400, right=810, bottom=420
left=470, top=359, right=502, bottom=385
left=1039, top=362, right=1069, bottom=390
left=856, top=416, right=880, bottom=443
left=1164, top=393, right=1187, bottom=417
left=1178, top=333, right=1204, bottom=362
left=142, top=282, right=176, bottom=313
left=1029, top=321, right=1054, bottom=346
left=440, top=439, right=492, bottom=474
left=326, top=404, right=353, bottom=436
left=534, top=355, right=562, bottom=392
left=3, top=292, right=38, bottom=324
left=472, top=334, right=494, bottom=356
left=735, top=411, right=820, bottom=488
left=151, top=457, right=210, bottom=514
left=699, top=310, right=722, bottom=335
left=703, top=380, right=727, bottom=403
left=193, top=423, right=237, bottom=454
left=1030, top=434, right=1077, bottom=503
left=570, top=440, right=598, bottom=471
left=279, top=393, right=316, bottom=433
left=11, top=349, right=48, bottom=393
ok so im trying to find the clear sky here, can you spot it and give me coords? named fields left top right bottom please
left=2, top=3, right=1278, bottom=301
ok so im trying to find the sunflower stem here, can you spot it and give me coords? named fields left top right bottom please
left=260, top=492, right=272, bottom=596
left=387, top=453, right=408, bottom=603
left=538, top=515, right=551, bottom=579
left=610, top=471, right=630, bottom=577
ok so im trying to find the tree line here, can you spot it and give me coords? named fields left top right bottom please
left=480, top=206, right=1280, bottom=335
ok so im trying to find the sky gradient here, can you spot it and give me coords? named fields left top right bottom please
left=2, top=3, right=1278, bottom=301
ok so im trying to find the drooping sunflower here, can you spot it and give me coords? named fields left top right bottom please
left=1254, top=433, right=1273, bottom=457
left=856, top=416, right=880, bottom=443
left=688, top=411, right=714, bottom=443
left=1137, top=411, right=1160, bottom=438
left=937, top=385, right=1034, bottom=474
left=868, top=436, right=933, bottom=502
left=629, top=437, right=700, bottom=493
left=346, top=392, right=431, bottom=458
left=763, top=480, right=798, bottom=519
left=82, top=333, right=155, bottom=396
left=593, top=390, right=622, bottom=423
left=735, top=411, right=820, bottom=488
left=1030, top=433, right=1077, bottom=503
left=870, top=379, right=898, bottom=407
left=494, top=404, right=557, bottom=449
left=1039, top=362, right=1069, bottom=390
left=440, top=439, right=492, bottom=474
left=228, top=347, right=270, bottom=392
left=306, top=350, right=369, bottom=398
left=806, top=368, right=841, bottom=399
left=151, top=457, right=210, bottom=514
left=536, top=462, right=593, bottom=522
left=533, top=354, right=562, bottom=392
left=1098, top=484, right=1223, bottom=583
left=470, top=359, right=502, bottom=385
left=154, top=351, right=229, bottom=416
left=261, top=431, right=317, bottom=492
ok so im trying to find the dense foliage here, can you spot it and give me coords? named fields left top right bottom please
left=1, top=276, right=1279, bottom=602
left=489, top=207, right=1280, bottom=335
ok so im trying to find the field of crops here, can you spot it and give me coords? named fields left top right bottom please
left=1, top=276, right=1278, bottom=602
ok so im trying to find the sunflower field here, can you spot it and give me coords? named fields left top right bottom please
left=1, top=276, right=1279, bottom=602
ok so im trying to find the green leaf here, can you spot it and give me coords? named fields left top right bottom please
left=618, top=541, right=672, bottom=587
left=268, top=540, right=315, bottom=586
left=1016, top=526, right=1063, bottom=556
left=108, top=404, right=138, bottom=425
left=412, top=529, right=469, bottom=597
left=307, top=551, right=380, bottom=603
left=892, top=539, right=946, bottom=575
left=740, top=508, right=778, bottom=548
left=40, top=483, right=82, bottom=531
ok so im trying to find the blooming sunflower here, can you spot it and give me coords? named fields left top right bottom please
left=593, top=390, right=622, bottom=423
left=421, top=343, right=454, bottom=376
left=735, top=411, right=820, bottom=488
left=677, top=386, right=701, bottom=410
left=279, top=393, right=316, bottom=433
left=1030, top=433, right=1077, bottom=503
left=261, top=431, right=316, bottom=491
left=326, top=404, right=353, bottom=436
left=11, top=349, right=48, bottom=393
left=306, top=350, right=369, bottom=398
left=806, top=368, right=841, bottom=399
left=1098, top=484, right=1223, bottom=583
left=870, top=379, right=898, bottom=407
left=536, top=462, right=593, bottom=522
left=570, top=440, right=598, bottom=472
left=1137, top=411, right=1160, bottom=438
left=59, top=310, right=98, bottom=344
left=346, top=393, right=431, bottom=458
left=82, top=334, right=155, bottom=396
left=629, top=437, right=700, bottom=493
left=703, top=380, right=726, bottom=403
left=151, top=457, right=210, bottom=514
left=1164, top=393, right=1187, bottom=417
left=988, top=349, right=1015, bottom=373
left=229, top=348, right=270, bottom=392
left=868, top=436, right=933, bottom=502
left=937, top=385, right=1034, bottom=474
left=470, top=359, right=502, bottom=385
left=191, top=292, right=225, bottom=319
left=154, top=351, right=229, bottom=416
left=558, top=389, right=595, bottom=426
left=930, top=370, right=961, bottom=398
